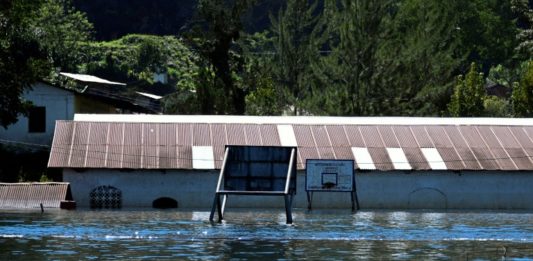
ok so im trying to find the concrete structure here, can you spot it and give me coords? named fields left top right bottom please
left=49, top=115, right=533, bottom=210
left=63, top=169, right=533, bottom=209
left=0, top=82, right=76, bottom=145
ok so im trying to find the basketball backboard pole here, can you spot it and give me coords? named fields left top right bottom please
left=209, top=146, right=297, bottom=224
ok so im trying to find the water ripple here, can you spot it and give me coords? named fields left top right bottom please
left=1, top=209, right=533, bottom=259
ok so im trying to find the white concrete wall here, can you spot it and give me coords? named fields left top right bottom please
left=0, top=82, right=75, bottom=145
left=63, top=169, right=533, bottom=210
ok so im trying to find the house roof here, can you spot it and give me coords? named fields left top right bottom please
left=48, top=115, right=533, bottom=171
left=50, top=74, right=160, bottom=113
left=136, top=92, right=163, bottom=100
left=60, top=72, right=126, bottom=86
left=0, top=182, right=72, bottom=209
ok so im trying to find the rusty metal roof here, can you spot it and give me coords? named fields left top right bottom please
left=0, top=183, right=72, bottom=209
left=48, top=117, right=533, bottom=171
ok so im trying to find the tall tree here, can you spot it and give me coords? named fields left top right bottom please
left=454, top=0, right=518, bottom=71
left=512, top=60, right=533, bottom=116
left=511, top=0, right=533, bottom=59
left=314, top=0, right=395, bottom=116
left=0, top=0, right=49, bottom=128
left=269, top=0, right=323, bottom=115
left=190, top=0, right=256, bottom=115
left=448, top=63, right=486, bottom=117
left=389, top=0, right=463, bottom=116
left=240, top=32, right=283, bottom=115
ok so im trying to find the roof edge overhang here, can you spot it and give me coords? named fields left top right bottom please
left=72, top=114, right=533, bottom=126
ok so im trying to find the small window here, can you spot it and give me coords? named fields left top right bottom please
left=28, top=106, right=46, bottom=133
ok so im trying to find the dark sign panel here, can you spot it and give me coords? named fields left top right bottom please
left=210, top=145, right=298, bottom=224
left=223, top=146, right=297, bottom=193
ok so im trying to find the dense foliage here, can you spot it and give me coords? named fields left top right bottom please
left=0, top=0, right=48, bottom=128
left=449, top=63, right=486, bottom=117
left=1, top=0, right=533, bottom=126
left=0, top=0, right=92, bottom=128
left=81, top=34, right=199, bottom=88
left=512, top=61, right=533, bottom=116
left=2, top=0, right=533, bottom=182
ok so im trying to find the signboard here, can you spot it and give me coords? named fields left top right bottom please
left=223, top=145, right=297, bottom=193
left=210, top=145, right=298, bottom=224
left=306, top=159, right=354, bottom=192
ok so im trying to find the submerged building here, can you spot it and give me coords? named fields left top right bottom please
left=47, top=114, right=533, bottom=210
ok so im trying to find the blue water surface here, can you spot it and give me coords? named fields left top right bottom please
left=1, top=208, right=532, bottom=260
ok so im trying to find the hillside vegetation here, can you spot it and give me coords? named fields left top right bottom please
left=1, top=0, right=533, bottom=122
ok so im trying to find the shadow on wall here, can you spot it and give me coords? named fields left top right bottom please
left=0, top=145, right=62, bottom=182
left=408, top=187, right=448, bottom=209
left=153, top=197, right=178, bottom=209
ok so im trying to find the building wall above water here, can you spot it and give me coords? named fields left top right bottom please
left=63, top=169, right=533, bottom=210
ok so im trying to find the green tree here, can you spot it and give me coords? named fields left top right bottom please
left=189, top=0, right=257, bottom=115
left=454, top=0, right=518, bottom=70
left=449, top=63, right=486, bottom=116
left=82, top=34, right=200, bottom=91
left=269, top=0, right=323, bottom=115
left=511, top=0, right=533, bottom=59
left=484, top=96, right=511, bottom=116
left=0, top=0, right=49, bottom=128
left=245, top=76, right=282, bottom=115
left=314, top=0, right=395, bottom=116
left=487, top=64, right=520, bottom=90
left=33, top=0, right=93, bottom=72
left=239, top=32, right=283, bottom=115
left=388, top=0, right=463, bottom=116
left=512, top=60, right=533, bottom=116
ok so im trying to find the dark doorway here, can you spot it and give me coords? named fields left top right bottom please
left=152, top=197, right=178, bottom=209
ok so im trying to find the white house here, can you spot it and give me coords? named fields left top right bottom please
left=48, top=114, right=533, bottom=210
left=0, top=73, right=156, bottom=147
left=0, top=82, right=76, bottom=145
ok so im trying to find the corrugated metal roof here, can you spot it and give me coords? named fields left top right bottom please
left=277, top=125, right=297, bottom=146
left=136, top=91, right=162, bottom=100
left=351, top=147, right=376, bottom=170
left=60, top=72, right=126, bottom=86
left=386, top=148, right=411, bottom=170
left=403, top=147, right=431, bottom=170
left=48, top=117, right=533, bottom=171
left=368, top=147, right=394, bottom=170
left=421, top=148, right=447, bottom=170
left=379, top=126, right=400, bottom=148
left=0, top=183, right=72, bottom=209
left=192, top=146, right=215, bottom=169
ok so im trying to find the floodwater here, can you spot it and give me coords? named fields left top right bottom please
left=1, top=209, right=533, bottom=260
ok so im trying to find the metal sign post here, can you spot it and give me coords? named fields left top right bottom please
left=306, top=159, right=359, bottom=211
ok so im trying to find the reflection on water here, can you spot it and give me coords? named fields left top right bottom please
left=1, top=209, right=533, bottom=260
